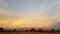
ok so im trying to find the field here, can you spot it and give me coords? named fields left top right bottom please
left=0, top=32, right=60, bottom=34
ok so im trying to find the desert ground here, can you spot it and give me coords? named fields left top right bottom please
left=0, top=32, right=60, bottom=34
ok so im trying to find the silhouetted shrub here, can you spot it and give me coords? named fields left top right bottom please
left=30, top=28, right=36, bottom=32
left=4, top=30, right=8, bottom=32
left=25, top=30, right=29, bottom=32
left=37, top=29, right=43, bottom=32
left=56, top=30, right=60, bottom=32
left=44, top=30, right=49, bottom=32
left=8, top=29, right=12, bottom=32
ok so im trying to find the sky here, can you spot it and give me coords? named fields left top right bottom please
left=0, top=0, right=60, bottom=29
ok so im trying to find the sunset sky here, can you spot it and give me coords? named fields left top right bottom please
left=0, top=0, right=60, bottom=29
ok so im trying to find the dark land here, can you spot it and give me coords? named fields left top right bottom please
left=0, top=28, right=60, bottom=34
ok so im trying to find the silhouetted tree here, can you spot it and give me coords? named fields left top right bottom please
left=0, top=28, right=4, bottom=32
left=51, top=29, right=55, bottom=32
left=30, top=28, right=36, bottom=32
left=13, top=29, right=16, bottom=32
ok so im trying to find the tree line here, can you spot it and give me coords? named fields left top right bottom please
left=0, top=28, right=60, bottom=32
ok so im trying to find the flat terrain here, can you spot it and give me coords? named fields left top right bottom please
left=0, top=32, right=60, bottom=34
